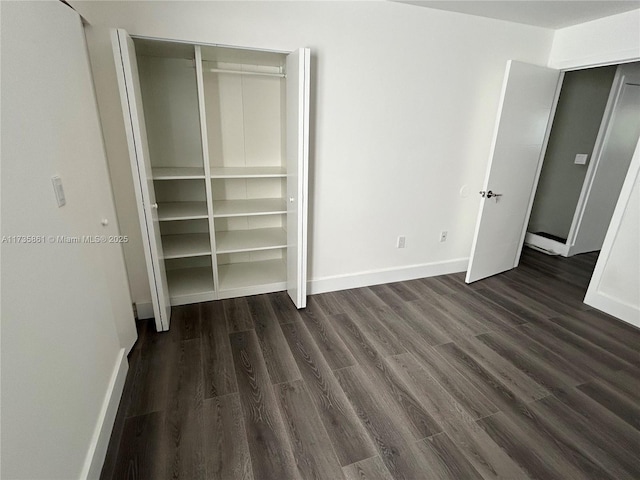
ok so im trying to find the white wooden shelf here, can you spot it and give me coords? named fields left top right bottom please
left=158, top=202, right=208, bottom=221
left=213, top=198, right=286, bottom=218
left=152, top=167, right=205, bottom=179
left=218, top=259, right=286, bottom=292
left=167, top=266, right=215, bottom=305
left=162, top=233, right=211, bottom=259
left=210, top=166, right=286, bottom=178
left=216, top=227, right=286, bottom=254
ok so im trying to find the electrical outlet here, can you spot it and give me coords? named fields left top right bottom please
left=397, top=236, right=406, bottom=248
left=440, top=231, right=448, bottom=243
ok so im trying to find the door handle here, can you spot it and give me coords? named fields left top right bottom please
left=479, top=190, right=503, bottom=200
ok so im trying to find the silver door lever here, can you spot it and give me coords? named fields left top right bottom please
left=479, top=190, right=503, bottom=199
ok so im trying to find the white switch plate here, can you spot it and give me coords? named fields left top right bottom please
left=51, top=175, right=66, bottom=207
left=397, top=236, right=406, bottom=248
left=574, top=154, right=588, bottom=165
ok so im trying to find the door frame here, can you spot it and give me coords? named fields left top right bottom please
left=518, top=58, right=640, bottom=266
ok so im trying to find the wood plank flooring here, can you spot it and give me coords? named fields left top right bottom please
left=101, top=249, right=640, bottom=480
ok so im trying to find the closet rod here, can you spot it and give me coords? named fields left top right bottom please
left=203, top=68, right=285, bottom=78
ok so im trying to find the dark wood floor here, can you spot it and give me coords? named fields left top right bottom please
left=101, top=248, right=640, bottom=480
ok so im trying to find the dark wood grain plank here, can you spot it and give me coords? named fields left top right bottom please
left=334, top=365, right=437, bottom=480
left=552, top=386, right=640, bottom=470
left=163, top=338, right=205, bottom=480
left=548, top=314, right=640, bottom=366
left=534, top=393, right=640, bottom=479
left=387, top=353, right=530, bottom=480
left=572, top=308, right=640, bottom=351
left=274, top=379, right=345, bottom=480
left=477, top=411, right=588, bottom=480
left=201, top=301, right=237, bottom=398
left=408, top=342, right=500, bottom=420
left=455, top=337, right=550, bottom=402
left=297, top=308, right=356, bottom=370
left=331, top=291, right=407, bottom=356
left=171, top=303, right=201, bottom=340
left=307, top=292, right=345, bottom=317
left=577, top=379, right=640, bottom=431
left=384, top=302, right=452, bottom=347
left=204, top=393, right=253, bottom=480
left=267, top=291, right=302, bottom=324
left=415, top=432, right=483, bottom=480
left=229, top=330, right=298, bottom=479
left=328, top=312, right=442, bottom=439
left=112, top=412, right=165, bottom=480
left=342, top=456, right=393, bottom=480
left=246, top=294, right=301, bottom=384
left=223, top=297, right=253, bottom=333
left=280, top=320, right=377, bottom=466
left=435, top=342, right=528, bottom=413
left=126, top=328, right=178, bottom=417
left=497, top=326, right=590, bottom=386
left=407, top=298, right=480, bottom=343
left=475, top=331, right=582, bottom=391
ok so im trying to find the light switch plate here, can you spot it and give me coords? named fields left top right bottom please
left=51, top=175, right=66, bottom=207
left=574, top=154, right=588, bottom=165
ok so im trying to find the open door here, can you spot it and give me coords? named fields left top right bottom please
left=112, top=29, right=171, bottom=330
left=286, top=48, right=310, bottom=308
left=466, top=60, right=561, bottom=283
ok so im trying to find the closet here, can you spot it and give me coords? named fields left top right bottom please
left=112, top=30, right=310, bottom=331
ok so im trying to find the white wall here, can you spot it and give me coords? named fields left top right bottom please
left=71, top=0, right=554, bottom=300
left=549, top=8, right=640, bottom=69
left=1, top=1, right=135, bottom=478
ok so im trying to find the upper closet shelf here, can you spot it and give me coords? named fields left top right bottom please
left=213, top=198, right=286, bottom=218
left=210, top=166, right=286, bottom=178
left=152, top=167, right=205, bottom=180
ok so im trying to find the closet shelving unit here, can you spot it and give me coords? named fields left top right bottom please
left=114, top=31, right=309, bottom=331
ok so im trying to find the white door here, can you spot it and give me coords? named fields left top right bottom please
left=466, top=60, right=561, bottom=283
left=286, top=48, right=311, bottom=308
left=112, top=29, right=172, bottom=330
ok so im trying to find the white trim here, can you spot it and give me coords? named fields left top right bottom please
left=584, top=291, right=640, bottom=329
left=584, top=137, right=640, bottom=327
left=80, top=349, right=128, bottom=480
left=524, top=232, right=569, bottom=257
left=549, top=49, right=640, bottom=71
left=308, top=258, right=468, bottom=295
left=566, top=66, right=624, bottom=250
left=135, top=301, right=154, bottom=320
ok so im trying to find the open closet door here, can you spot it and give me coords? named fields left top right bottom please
left=466, top=60, right=560, bottom=283
left=112, top=29, right=171, bottom=330
left=286, top=48, right=310, bottom=308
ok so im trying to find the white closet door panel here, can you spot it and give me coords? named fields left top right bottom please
left=112, top=29, right=171, bottom=331
left=286, top=48, right=310, bottom=308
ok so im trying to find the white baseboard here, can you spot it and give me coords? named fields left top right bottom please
left=525, top=232, right=569, bottom=256
left=307, top=258, right=469, bottom=295
left=584, top=290, right=640, bottom=329
left=135, top=301, right=154, bottom=320
left=81, top=348, right=128, bottom=480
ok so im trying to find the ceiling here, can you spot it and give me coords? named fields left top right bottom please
left=393, top=1, right=640, bottom=29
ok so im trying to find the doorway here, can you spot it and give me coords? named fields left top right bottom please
left=525, top=61, right=640, bottom=258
